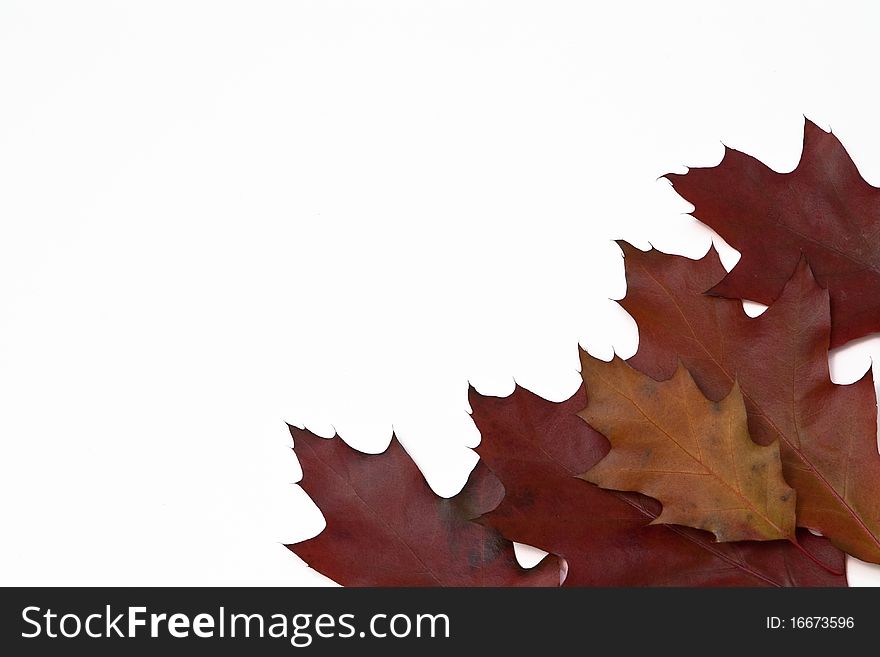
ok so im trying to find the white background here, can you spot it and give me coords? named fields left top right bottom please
left=1, top=1, right=879, bottom=586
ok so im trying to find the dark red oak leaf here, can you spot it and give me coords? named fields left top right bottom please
left=667, top=119, right=880, bottom=347
left=620, top=242, right=880, bottom=563
left=471, top=383, right=847, bottom=586
left=286, top=427, right=565, bottom=586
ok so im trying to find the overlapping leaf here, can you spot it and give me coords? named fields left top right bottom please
left=280, top=119, right=880, bottom=587
left=472, top=384, right=846, bottom=586
left=619, top=242, right=880, bottom=562
left=578, top=354, right=796, bottom=542
left=287, top=427, right=565, bottom=586
left=667, top=119, right=880, bottom=347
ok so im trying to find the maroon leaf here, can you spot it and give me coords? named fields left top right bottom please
left=620, top=242, right=880, bottom=562
left=471, top=384, right=847, bottom=586
left=667, top=119, right=880, bottom=347
left=287, top=427, right=565, bottom=586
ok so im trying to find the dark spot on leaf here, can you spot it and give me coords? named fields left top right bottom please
left=640, top=382, right=658, bottom=400
left=511, top=490, right=536, bottom=508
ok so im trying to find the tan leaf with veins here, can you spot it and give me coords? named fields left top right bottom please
left=578, top=353, right=796, bottom=542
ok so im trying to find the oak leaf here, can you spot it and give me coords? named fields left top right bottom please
left=286, top=427, right=565, bottom=586
left=578, top=354, right=795, bottom=542
left=472, top=384, right=846, bottom=586
left=620, top=242, right=880, bottom=562
left=667, top=119, right=880, bottom=347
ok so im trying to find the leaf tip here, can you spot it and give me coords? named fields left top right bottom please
left=802, top=115, right=830, bottom=138
left=785, top=252, right=825, bottom=296
left=287, top=423, right=316, bottom=447
left=557, top=557, right=569, bottom=586
left=614, top=239, right=640, bottom=257
left=700, top=240, right=722, bottom=263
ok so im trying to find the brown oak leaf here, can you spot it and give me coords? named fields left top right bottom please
left=619, top=242, right=880, bottom=562
left=667, top=119, right=880, bottom=347
left=286, top=427, right=565, bottom=586
left=472, top=384, right=847, bottom=586
left=578, top=354, right=796, bottom=542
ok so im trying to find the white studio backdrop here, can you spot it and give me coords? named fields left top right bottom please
left=1, top=1, right=879, bottom=586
